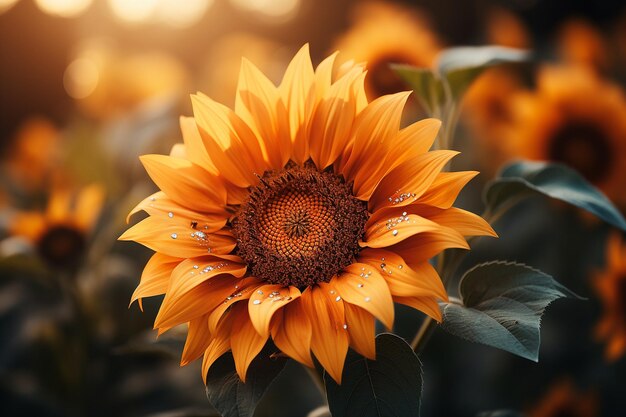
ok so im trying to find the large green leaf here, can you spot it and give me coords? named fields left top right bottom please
left=205, top=344, right=287, bottom=417
left=441, top=262, right=580, bottom=361
left=485, top=161, right=626, bottom=231
left=391, top=64, right=444, bottom=115
left=436, top=46, right=529, bottom=99
left=324, top=333, right=423, bottom=417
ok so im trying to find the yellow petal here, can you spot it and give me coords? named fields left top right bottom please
left=301, top=285, right=349, bottom=384
left=127, top=191, right=227, bottom=233
left=416, top=171, right=479, bottom=209
left=394, top=295, right=443, bottom=322
left=363, top=212, right=444, bottom=248
left=421, top=207, right=497, bottom=238
left=192, top=93, right=268, bottom=186
left=271, top=299, right=314, bottom=367
left=248, top=285, right=301, bottom=338
left=208, top=276, right=264, bottom=335
left=387, top=118, right=441, bottom=170
left=46, top=188, right=71, bottom=223
left=74, top=184, right=105, bottom=231
left=202, top=313, right=233, bottom=383
left=369, top=150, right=459, bottom=212
left=130, top=253, right=181, bottom=311
left=230, top=303, right=267, bottom=382
left=119, top=216, right=236, bottom=258
left=140, top=154, right=227, bottom=214
left=181, top=314, right=211, bottom=366
left=235, top=59, right=290, bottom=169
left=333, top=263, right=394, bottom=330
left=389, top=230, right=469, bottom=267
left=358, top=248, right=447, bottom=300
left=344, top=302, right=376, bottom=359
left=180, top=116, right=217, bottom=174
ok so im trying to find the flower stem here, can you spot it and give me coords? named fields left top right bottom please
left=305, top=365, right=327, bottom=400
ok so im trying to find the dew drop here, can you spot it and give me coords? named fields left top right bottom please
left=253, top=300, right=261, bottom=305
left=392, top=230, right=398, bottom=236
left=335, top=296, right=341, bottom=302
left=364, top=297, right=371, bottom=302
left=343, top=324, right=348, bottom=330
left=168, top=212, right=174, bottom=218
left=170, top=233, right=178, bottom=239
left=257, top=290, right=264, bottom=295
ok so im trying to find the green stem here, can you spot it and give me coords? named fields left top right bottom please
left=305, top=365, right=327, bottom=400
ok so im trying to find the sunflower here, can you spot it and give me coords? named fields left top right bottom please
left=10, top=185, right=104, bottom=269
left=556, top=18, right=609, bottom=73
left=484, top=7, right=530, bottom=49
left=506, top=65, right=626, bottom=210
left=528, top=379, right=598, bottom=417
left=121, top=45, right=496, bottom=383
left=594, top=232, right=626, bottom=361
left=332, top=1, right=441, bottom=100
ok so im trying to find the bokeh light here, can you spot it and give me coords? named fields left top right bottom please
left=155, top=0, right=213, bottom=28
left=0, top=0, right=19, bottom=15
left=35, top=0, right=92, bottom=18
left=63, top=57, right=99, bottom=99
left=230, top=0, right=300, bottom=19
left=107, top=0, right=159, bottom=23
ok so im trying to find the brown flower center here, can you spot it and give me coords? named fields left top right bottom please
left=548, top=123, right=613, bottom=184
left=233, top=163, right=368, bottom=288
left=37, top=225, right=86, bottom=269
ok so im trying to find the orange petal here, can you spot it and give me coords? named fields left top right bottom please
left=74, top=184, right=105, bottom=231
left=344, top=302, right=376, bottom=359
left=127, top=191, right=227, bottom=233
left=333, top=263, right=394, bottom=330
left=369, top=150, right=459, bottom=212
left=120, top=216, right=236, bottom=258
left=301, top=285, right=349, bottom=384
left=358, top=248, right=447, bottom=300
left=389, top=230, right=470, bottom=266
left=180, top=116, right=217, bottom=174
left=343, top=92, right=412, bottom=199
left=248, top=285, right=301, bottom=338
left=181, top=314, right=211, bottom=366
left=202, top=312, right=233, bottom=383
left=130, top=253, right=181, bottom=311
left=9, top=212, right=47, bottom=241
left=280, top=44, right=316, bottom=165
left=235, top=59, right=290, bottom=169
left=395, top=295, right=443, bottom=322
left=271, top=299, right=314, bottom=367
left=140, top=154, right=227, bottom=214
left=154, top=274, right=243, bottom=330
left=415, top=171, right=479, bottom=209
left=309, top=66, right=365, bottom=170
left=363, top=212, right=445, bottom=248
left=313, top=51, right=338, bottom=100
left=421, top=207, right=497, bottom=238
left=386, top=119, right=441, bottom=170
left=46, top=188, right=71, bottom=223
left=192, top=93, right=268, bottom=186
left=208, top=276, right=264, bottom=334
left=166, top=257, right=247, bottom=304
left=229, top=303, right=267, bottom=382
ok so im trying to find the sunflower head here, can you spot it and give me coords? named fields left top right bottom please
left=594, top=232, right=626, bottom=361
left=506, top=66, right=626, bottom=209
left=10, top=185, right=104, bottom=269
left=121, top=44, right=496, bottom=383
left=529, top=379, right=598, bottom=417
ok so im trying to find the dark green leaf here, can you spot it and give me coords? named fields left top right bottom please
left=391, top=64, right=444, bottom=115
left=441, top=261, right=581, bottom=361
left=436, top=46, right=529, bottom=99
left=485, top=161, right=626, bottom=231
left=325, top=333, right=423, bottom=417
left=205, top=344, right=287, bottom=417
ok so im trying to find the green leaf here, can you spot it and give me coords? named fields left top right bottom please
left=485, top=161, right=626, bottom=231
left=391, top=64, right=444, bottom=115
left=205, top=344, right=287, bottom=417
left=441, top=261, right=581, bottom=361
left=436, top=46, right=529, bottom=99
left=324, top=333, right=423, bottom=417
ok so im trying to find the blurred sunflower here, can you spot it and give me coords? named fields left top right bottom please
left=594, top=232, right=626, bottom=362
left=121, top=45, right=496, bottom=383
left=506, top=66, right=626, bottom=209
left=333, top=1, right=441, bottom=100
left=484, top=7, right=530, bottom=49
left=529, top=379, right=598, bottom=417
left=556, top=18, right=609, bottom=73
left=10, top=185, right=104, bottom=269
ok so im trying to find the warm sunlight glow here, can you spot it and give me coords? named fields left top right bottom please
left=0, top=0, right=19, bottom=15
left=35, top=0, right=92, bottom=18
left=108, top=0, right=158, bottom=23
left=63, top=57, right=99, bottom=99
left=230, top=0, right=300, bottom=19
left=156, top=0, right=213, bottom=28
